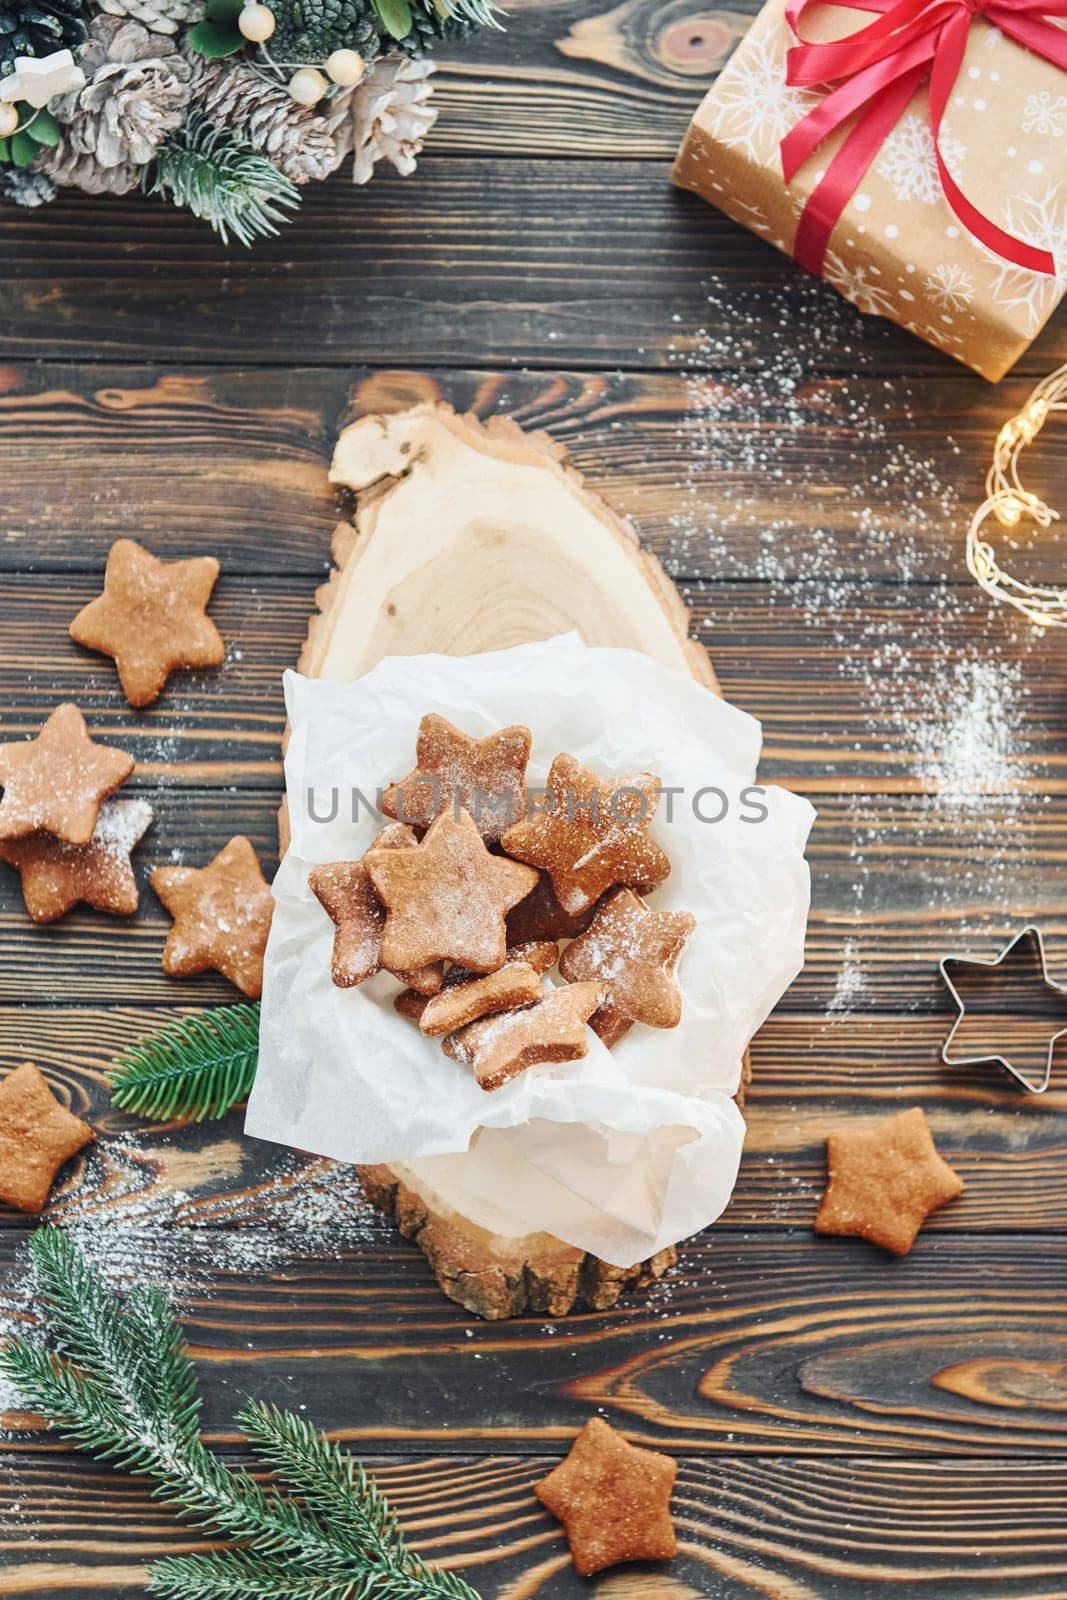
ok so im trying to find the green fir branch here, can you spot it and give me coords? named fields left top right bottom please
left=149, top=1548, right=381, bottom=1600
left=0, top=1232, right=482, bottom=1600
left=109, top=1003, right=261, bottom=1122
left=423, top=0, right=502, bottom=29
left=145, top=117, right=300, bottom=247
left=240, top=1401, right=406, bottom=1564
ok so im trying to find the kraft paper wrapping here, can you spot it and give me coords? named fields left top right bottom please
left=672, top=0, right=1065, bottom=380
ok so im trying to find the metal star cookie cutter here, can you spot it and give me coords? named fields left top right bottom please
left=939, top=924, right=1067, bottom=1095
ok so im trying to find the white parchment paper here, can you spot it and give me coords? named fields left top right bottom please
left=246, top=635, right=815, bottom=1266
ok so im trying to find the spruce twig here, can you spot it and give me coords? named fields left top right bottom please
left=426, top=0, right=502, bottom=29
left=145, top=115, right=300, bottom=246
left=0, top=1232, right=482, bottom=1600
left=109, top=1003, right=261, bottom=1122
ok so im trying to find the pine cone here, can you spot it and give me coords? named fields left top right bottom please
left=45, top=16, right=191, bottom=168
left=0, top=0, right=88, bottom=76
left=1, top=165, right=57, bottom=204
left=33, top=139, right=142, bottom=190
left=268, top=0, right=379, bottom=65
left=97, top=0, right=203, bottom=37
left=349, top=53, right=434, bottom=184
left=185, top=54, right=351, bottom=183
left=399, top=6, right=475, bottom=56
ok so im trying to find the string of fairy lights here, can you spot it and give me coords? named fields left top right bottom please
left=967, top=362, right=1067, bottom=630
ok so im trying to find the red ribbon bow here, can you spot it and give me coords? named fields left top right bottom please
left=781, top=0, right=1067, bottom=277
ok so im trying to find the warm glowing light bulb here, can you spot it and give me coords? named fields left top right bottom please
left=1019, top=398, right=1049, bottom=443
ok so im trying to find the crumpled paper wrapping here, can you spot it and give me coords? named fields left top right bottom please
left=246, top=635, right=815, bottom=1267
left=672, top=0, right=1067, bottom=381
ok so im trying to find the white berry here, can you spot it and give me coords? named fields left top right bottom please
left=0, top=103, right=19, bottom=137
left=239, top=1, right=276, bottom=39
left=288, top=66, right=327, bottom=105
left=325, top=48, right=365, bottom=86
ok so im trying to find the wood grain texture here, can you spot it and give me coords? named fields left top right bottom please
left=2, top=0, right=1066, bottom=1578
left=1, top=1008, right=1065, bottom=1233
left=1, top=167, right=1064, bottom=372
left=3, top=1452, right=1067, bottom=1598
left=431, top=0, right=758, bottom=159
left=4, top=792, right=1067, bottom=1006
left=0, top=579, right=1063, bottom=791
left=2, top=1230, right=1066, bottom=1453
left=3, top=364, right=1066, bottom=583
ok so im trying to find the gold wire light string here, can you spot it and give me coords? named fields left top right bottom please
left=966, top=362, right=1067, bottom=629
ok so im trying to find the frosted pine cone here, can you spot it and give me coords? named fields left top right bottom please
left=44, top=16, right=191, bottom=170
left=33, top=142, right=143, bottom=191
left=97, top=0, right=205, bottom=36
left=184, top=54, right=352, bottom=184
left=349, top=54, right=435, bottom=184
left=1, top=167, right=57, bottom=205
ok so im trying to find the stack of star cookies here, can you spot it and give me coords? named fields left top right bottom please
left=0, top=541, right=275, bottom=1002
left=0, top=703, right=151, bottom=924
left=310, top=714, right=697, bottom=1092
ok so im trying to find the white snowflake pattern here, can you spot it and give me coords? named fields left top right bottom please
left=903, top=317, right=964, bottom=352
left=925, top=262, right=975, bottom=311
left=1022, top=91, right=1066, bottom=137
left=709, top=19, right=820, bottom=161
left=986, top=183, right=1067, bottom=333
left=824, top=251, right=896, bottom=317
left=875, top=113, right=967, bottom=205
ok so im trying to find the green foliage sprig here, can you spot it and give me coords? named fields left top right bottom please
left=109, top=1002, right=261, bottom=1122
left=145, top=116, right=300, bottom=247
left=0, top=105, right=60, bottom=167
left=0, top=1231, right=483, bottom=1600
left=188, top=0, right=246, bottom=58
left=424, top=0, right=501, bottom=29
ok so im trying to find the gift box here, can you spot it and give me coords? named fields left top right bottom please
left=672, top=0, right=1067, bottom=380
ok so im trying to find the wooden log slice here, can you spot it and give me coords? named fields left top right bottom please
left=295, top=401, right=746, bottom=1320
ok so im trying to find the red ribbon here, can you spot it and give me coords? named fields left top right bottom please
left=781, top=0, right=1067, bottom=277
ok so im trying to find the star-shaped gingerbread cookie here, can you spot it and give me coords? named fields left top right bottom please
left=506, top=871, right=596, bottom=945
left=0, top=1061, right=95, bottom=1213
left=151, top=835, right=274, bottom=999
left=70, top=538, right=225, bottom=708
left=443, top=979, right=604, bottom=1091
left=0, top=797, right=153, bottom=923
left=559, top=886, right=695, bottom=1046
left=535, top=1417, right=677, bottom=1576
left=308, top=823, right=442, bottom=994
left=394, top=939, right=559, bottom=1022
left=814, top=1106, right=964, bottom=1256
left=0, top=703, right=134, bottom=847
left=382, top=714, right=531, bottom=844
left=418, top=960, right=544, bottom=1037
left=365, top=808, right=538, bottom=974
left=501, top=753, right=670, bottom=916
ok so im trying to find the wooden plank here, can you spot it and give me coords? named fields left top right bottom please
left=2, top=166, right=1064, bottom=373
left=2, top=1230, right=1065, bottom=1452
left=0, top=1007, right=1064, bottom=1230
left=4, top=364, right=1064, bottom=584
left=1, top=792, right=1065, bottom=1007
left=0, top=791, right=281, bottom=1005
left=0, top=578, right=1062, bottom=791
left=430, top=0, right=760, bottom=160
left=2, top=1451, right=1067, bottom=1598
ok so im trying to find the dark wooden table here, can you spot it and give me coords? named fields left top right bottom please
left=2, top=1, right=1067, bottom=1593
